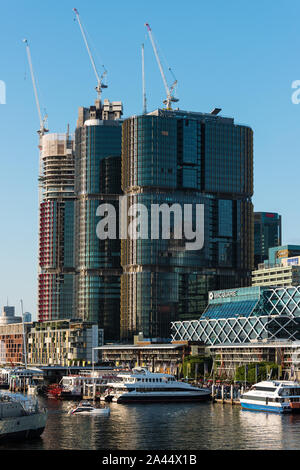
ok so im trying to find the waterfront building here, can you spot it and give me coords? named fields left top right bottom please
left=74, top=99, right=123, bottom=341
left=0, top=322, right=29, bottom=365
left=121, top=108, right=253, bottom=341
left=38, top=132, right=76, bottom=321
left=97, top=340, right=205, bottom=374
left=171, top=285, right=300, bottom=345
left=254, top=212, right=282, bottom=266
left=252, top=256, right=300, bottom=287
left=27, top=319, right=103, bottom=367
left=209, top=340, right=300, bottom=381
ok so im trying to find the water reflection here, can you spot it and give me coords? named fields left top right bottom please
left=2, top=398, right=300, bottom=450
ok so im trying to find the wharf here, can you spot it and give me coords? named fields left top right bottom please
left=213, top=398, right=241, bottom=406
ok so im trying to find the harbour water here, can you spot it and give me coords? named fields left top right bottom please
left=2, top=397, right=300, bottom=450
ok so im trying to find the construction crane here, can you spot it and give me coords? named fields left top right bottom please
left=142, top=43, right=147, bottom=114
left=23, top=39, right=48, bottom=137
left=145, top=23, right=179, bottom=110
left=73, top=7, right=107, bottom=101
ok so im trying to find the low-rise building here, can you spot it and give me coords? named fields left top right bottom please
left=0, top=319, right=103, bottom=367
left=209, top=340, right=300, bottom=381
left=27, top=320, right=104, bottom=367
left=97, top=341, right=206, bottom=375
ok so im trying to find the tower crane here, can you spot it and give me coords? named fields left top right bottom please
left=23, top=39, right=48, bottom=137
left=145, top=23, right=179, bottom=111
left=142, top=43, right=147, bottom=114
left=73, top=7, right=107, bottom=101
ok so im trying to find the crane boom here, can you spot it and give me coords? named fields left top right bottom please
left=73, top=7, right=107, bottom=100
left=145, top=23, right=178, bottom=110
left=23, top=39, right=48, bottom=135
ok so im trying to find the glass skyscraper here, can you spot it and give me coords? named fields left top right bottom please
left=254, top=212, right=282, bottom=266
left=121, top=108, right=253, bottom=341
left=74, top=99, right=123, bottom=341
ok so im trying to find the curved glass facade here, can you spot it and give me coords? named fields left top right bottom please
left=121, top=110, right=253, bottom=341
left=75, top=114, right=122, bottom=341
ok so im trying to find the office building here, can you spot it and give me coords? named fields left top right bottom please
left=23, top=312, right=32, bottom=323
left=0, top=306, right=22, bottom=325
left=38, top=132, right=76, bottom=321
left=74, top=99, right=123, bottom=341
left=172, top=285, right=300, bottom=345
left=121, top=108, right=254, bottom=341
left=254, top=212, right=281, bottom=266
left=252, top=255, right=300, bottom=287
left=268, top=245, right=300, bottom=266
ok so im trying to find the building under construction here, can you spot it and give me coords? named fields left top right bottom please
left=38, top=132, right=76, bottom=321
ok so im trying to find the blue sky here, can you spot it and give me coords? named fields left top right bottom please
left=0, top=0, right=299, bottom=317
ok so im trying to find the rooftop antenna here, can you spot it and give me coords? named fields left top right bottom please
left=73, top=7, right=107, bottom=101
left=145, top=23, right=179, bottom=110
left=142, top=43, right=147, bottom=114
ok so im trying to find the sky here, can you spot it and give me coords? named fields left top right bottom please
left=0, top=0, right=300, bottom=318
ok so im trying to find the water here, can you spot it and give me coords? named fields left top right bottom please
left=2, top=397, right=300, bottom=450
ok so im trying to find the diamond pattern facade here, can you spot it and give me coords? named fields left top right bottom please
left=171, top=286, right=300, bottom=345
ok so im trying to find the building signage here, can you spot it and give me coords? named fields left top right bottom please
left=209, top=290, right=238, bottom=301
left=286, top=257, right=300, bottom=266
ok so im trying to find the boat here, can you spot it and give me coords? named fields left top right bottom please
left=103, top=367, right=211, bottom=403
left=240, top=380, right=300, bottom=413
left=46, top=383, right=63, bottom=399
left=0, top=393, right=47, bottom=441
left=68, top=401, right=110, bottom=416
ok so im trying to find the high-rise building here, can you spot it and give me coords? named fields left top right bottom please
left=254, top=212, right=282, bottom=266
left=74, top=99, right=123, bottom=341
left=121, top=108, right=253, bottom=341
left=268, top=245, right=300, bottom=266
left=38, top=132, right=75, bottom=321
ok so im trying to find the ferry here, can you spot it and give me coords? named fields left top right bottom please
left=240, top=380, right=300, bottom=413
left=0, top=393, right=47, bottom=441
left=104, top=367, right=211, bottom=404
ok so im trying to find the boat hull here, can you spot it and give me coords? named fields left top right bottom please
left=0, top=411, right=48, bottom=441
left=240, top=402, right=290, bottom=414
left=116, top=392, right=211, bottom=404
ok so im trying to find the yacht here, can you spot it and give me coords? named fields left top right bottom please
left=68, top=401, right=110, bottom=416
left=0, top=393, right=47, bottom=441
left=104, top=367, right=211, bottom=403
left=240, top=380, right=300, bottom=413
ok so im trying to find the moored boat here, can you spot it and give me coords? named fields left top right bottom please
left=240, top=380, right=300, bottom=413
left=104, top=367, right=211, bottom=404
left=0, top=393, right=47, bottom=441
left=68, top=401, right=110, bottom=416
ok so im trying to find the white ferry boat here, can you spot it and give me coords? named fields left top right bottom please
left=0, top=394, right=47, bottom=441
left=104, top=367, right=211, bottom=403
left=240, top=380, right=300, bottom=413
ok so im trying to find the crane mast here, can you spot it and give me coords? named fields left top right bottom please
left=145, top=23, right=179, bottom=110
left=73, top=7, right=107, bottom=101
left=23, top=39, right=48, bottom=137
left=142, top=43, right=147, bottom=114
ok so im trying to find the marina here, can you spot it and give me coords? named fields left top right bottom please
left=3, top=396, right=300, bottom=450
